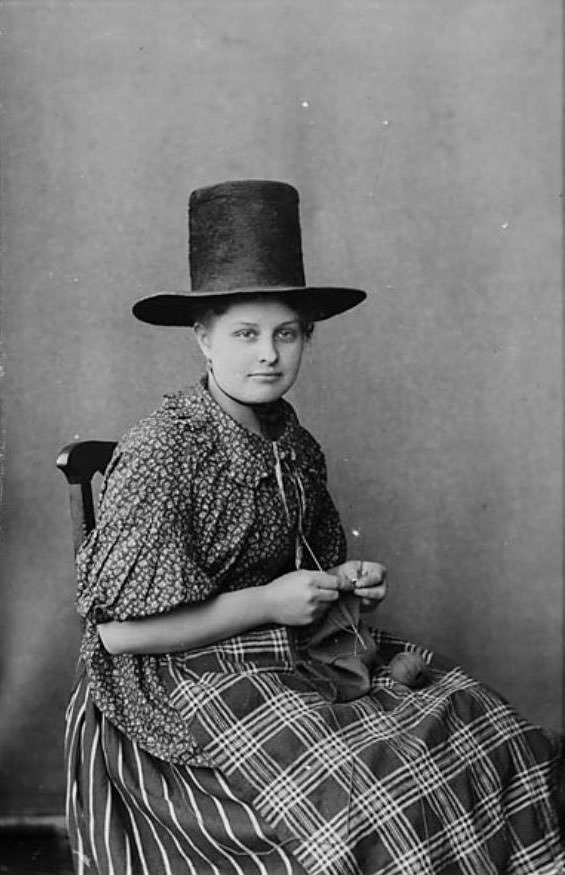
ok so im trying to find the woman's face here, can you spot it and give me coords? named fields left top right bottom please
left=194, top=298, right=307, bottom=404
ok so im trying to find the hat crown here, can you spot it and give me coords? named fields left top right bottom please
left=189, top=179, right=305, bottom=292
left=132, top=178, right=367, bottom=326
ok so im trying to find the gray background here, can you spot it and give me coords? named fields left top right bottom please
left=0, top=0, right=562, bottom=816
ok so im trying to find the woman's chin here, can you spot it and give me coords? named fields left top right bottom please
left=243, top=380, right=288, bottom=404
left=249, top=388, right=285, bottom=405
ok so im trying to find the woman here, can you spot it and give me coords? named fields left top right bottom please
left=66, top=180, right=563, bottom=875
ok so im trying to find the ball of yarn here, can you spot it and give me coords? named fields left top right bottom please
left=389, top=652, right=427, bottom=688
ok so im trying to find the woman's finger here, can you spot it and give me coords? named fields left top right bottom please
left=353, top=583, right=387, bottom=602
left=314, top=573, right=341, bottom=591
left=354, top=574, right=387, bottom=590
left=336, top=575, right=356, bottom=593
left=316, top=588, right=340, bottom=602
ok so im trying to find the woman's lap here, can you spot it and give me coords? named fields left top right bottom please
left=166, top=628, right=564, bottom=875
left=66, top=634, right=564, bottom=875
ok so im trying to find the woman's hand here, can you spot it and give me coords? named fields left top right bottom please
left=329, top=560, right=388, bottom=611
left=262, top=569, right=344, bottom=626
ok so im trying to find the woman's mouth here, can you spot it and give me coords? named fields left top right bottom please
left=249, top=373, right=282, bottom=381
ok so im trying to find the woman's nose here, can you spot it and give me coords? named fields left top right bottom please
left=257, top=337, right=279, bottom=364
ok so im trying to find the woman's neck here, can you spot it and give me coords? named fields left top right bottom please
left=206, top=371, right=265, bottom=437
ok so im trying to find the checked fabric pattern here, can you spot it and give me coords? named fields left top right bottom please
left=163, top=624, right=564, bottom=875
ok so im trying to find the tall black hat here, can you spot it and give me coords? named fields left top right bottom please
left=133, top=180, right=367, bottom=325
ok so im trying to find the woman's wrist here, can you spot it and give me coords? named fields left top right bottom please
left=253, top=579, right=275, bottom=625
left=223, top=586, right=274, bottom=629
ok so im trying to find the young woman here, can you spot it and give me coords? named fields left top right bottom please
left=66, top=180, right=563, bottom=875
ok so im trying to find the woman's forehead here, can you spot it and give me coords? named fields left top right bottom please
left=218, top=298, right=301, bottom=324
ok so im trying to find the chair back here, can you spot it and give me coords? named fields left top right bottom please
left=56, top=441, right=117, bottom=552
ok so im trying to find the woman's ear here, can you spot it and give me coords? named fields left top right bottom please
left=193, top=322, right=210, bottom=357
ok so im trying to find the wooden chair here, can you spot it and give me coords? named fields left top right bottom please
left=56, top=441, right=117, bottom=552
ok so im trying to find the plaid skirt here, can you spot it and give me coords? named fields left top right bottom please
left=66, top=629, right=563, bottom=875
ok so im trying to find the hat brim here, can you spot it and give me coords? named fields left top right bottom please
left=132, top=286, right=367, bottom=326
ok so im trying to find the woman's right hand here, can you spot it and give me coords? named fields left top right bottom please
left=262, top=570, right=342, bottom=626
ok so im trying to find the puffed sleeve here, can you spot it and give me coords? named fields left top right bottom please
left=75, top=416, right=220, bottom=623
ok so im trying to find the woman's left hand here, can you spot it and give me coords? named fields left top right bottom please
left=329, top=560, right=388, bottom=611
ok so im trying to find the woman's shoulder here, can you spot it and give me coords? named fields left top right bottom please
left=114, top=384, right=212, bottom=466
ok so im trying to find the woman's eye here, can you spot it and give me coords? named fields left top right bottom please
left=276, top=328, right=298, bottom=341
left=235, top=329, right=257, bottom=340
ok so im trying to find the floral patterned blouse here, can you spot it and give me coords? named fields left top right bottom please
left=76, top=378, right=347, bottom=764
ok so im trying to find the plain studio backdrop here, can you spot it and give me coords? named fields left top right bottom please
left=0, top=0, right=561, bottom=817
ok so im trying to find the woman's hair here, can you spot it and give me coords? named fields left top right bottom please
left=192, top=293, right=315, bottom=339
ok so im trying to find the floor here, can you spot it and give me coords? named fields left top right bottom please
left=0, top=824, right=73, bottom=875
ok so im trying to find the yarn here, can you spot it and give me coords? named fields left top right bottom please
left=389, top=652, right=427, bottom=688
